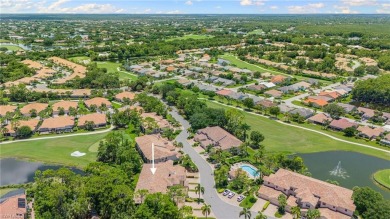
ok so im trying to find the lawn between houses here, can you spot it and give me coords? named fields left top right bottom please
left=204, top=100, right=390, bottom=161
left=0, top=133, right=108, bottom=168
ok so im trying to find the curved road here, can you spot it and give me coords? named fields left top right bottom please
left=0, top=125, right=114, bottom=145
left=169, top=108, right=275, bottom=219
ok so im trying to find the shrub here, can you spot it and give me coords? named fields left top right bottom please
left=217, top=188, right=225, bottom=193
left=249, top=196, right=257, bottom=203
left=262, top=201, right=270, bottom=212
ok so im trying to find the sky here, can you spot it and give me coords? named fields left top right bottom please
left=1, top=0, right=390, bottom=14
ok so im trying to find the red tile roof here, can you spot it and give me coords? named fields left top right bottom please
left=0, top=194, right=26, bottom=219
left=78, top=113, right=107, bottom=126
left=216, top=89, right=233, bottom=96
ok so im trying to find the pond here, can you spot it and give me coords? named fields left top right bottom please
left=0, top=158, right=83, bottom=186
left=299, top=151, right=390, bottom=199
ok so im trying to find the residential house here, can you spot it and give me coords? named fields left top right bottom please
left=318, top=91, right=341, bottom=102
left=216, top=89, right=233, bottom=97
left=71, top=89, right=91, bottom=98
left=357, top=126, right=385, bottom=140
left=334, top=85, right=353, bottom=93
left=248, top=84, right=267, bottom=91
left=135, top=134, right=180, bottom=164
left=279, top=81, right=311, bottom=93
left=304, top=98, right=328, bottom=108
left=214, top=78, right=236, bottom=86
left=20, top=103, right=48, bottom=117
left=279, top=104, right=295, bottom=113
left=84, top=97, right=112, bottom=110
left=264, top=89, right=283, bottom=98
left=308, top=95, right=333, bottom=103
left=308, top=113, right=333, bottom=125
left=4, top=119, right=40, bottom=137
left=52, top=101, right=78, bottom=115
left=227, top=92, right=248, bottom=101
left=38, top=117, right=75, bottom=133
left=257, top=99, right=277, bottom=109
left=78, top=113, right=107, bottom=129
left=115, top=91, right=136, bottom=102
left=194, top=126, right=243, bottom=150
left=379, top=133, right=390, bottom=146
left=257, top=168, right=355, bottom=218
left=329, top=119, right=357, bottom=131
left=0, top=193, right=27, bottom=219
left=140, top=112, right=171, bottom=133
left=289, top=108, right=314, bottom=119
left=259, top=82, right=276, bottom=89
left=134, top=160, right=188, bottom=203
left=357, top=107, right=375, bottom=120
left=271, top=75, right=288, bottom=84
left=0, top=105, right=17, bottom=117
left=307, top=78, right=319, bottom=85
left=337, top=103, right=356, bottom=114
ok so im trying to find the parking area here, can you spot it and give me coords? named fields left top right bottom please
left=251, top=197, right=293, bottom=219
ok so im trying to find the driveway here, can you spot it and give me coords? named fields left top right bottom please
left=169, top=108, right=276, bottom=219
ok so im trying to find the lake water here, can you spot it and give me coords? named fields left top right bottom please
left=0, top=158, right=83, bottom=186
left=299, top=151, right=390, bottom=199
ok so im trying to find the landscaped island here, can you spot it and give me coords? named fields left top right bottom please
left=373, top=169, right=390, bottom=190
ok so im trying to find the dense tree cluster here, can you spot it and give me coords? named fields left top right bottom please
left=0, top=54, right=35, bottom=83
left=352, top=187, right=390, bottom=219
left=352, top=74, right=390, bottom=106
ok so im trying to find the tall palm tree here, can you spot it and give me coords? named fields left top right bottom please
left=195, top=183, right=205, bottom=204
left=239, top=207, right=252, bottom=219
left=291, top=206, right=301, bottom=219
left=255, top=211, right=267, bottom=219
left=201, top=203, right=211, bottom=219
left=240, top=123, right=251, bottom=142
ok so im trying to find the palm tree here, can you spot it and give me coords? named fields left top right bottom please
left=239, top=207, right=252, bottom=219
left=195, top=183, right=205, bottom=204
left=255, top=211, right=267, bottom=219
left=240, top=123, right=251, bottom=142
left=201, top=203, right=211, bottom=219
left=277, top=194, right=287, bottom=214
left=291, top=206, right=301, bottom=219
left=253, top=150, right=264, bottom=164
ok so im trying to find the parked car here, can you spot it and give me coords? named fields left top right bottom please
left=228, top=192, right=235, bottom=199
left=223, top=189, right=230, bottom=196
left=237, top=195, right=245, bottom=202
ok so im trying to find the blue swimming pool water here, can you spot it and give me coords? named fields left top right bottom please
left=240, top=165, right=259, bottom=177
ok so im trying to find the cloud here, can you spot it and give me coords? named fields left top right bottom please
left=240, top=0, right=265, bottom=6
left=333, top=5, right=358, bottom=14
left=35, top=0, right=125, bottom=13
left=270, top=6, right=278, bottom=10
left=340, top=0, right=377, bottom=6
left=215, top=6, right=221, bottom=9
left=0, top=0, right=38, bottom=13
left=288, top=3, right=325, bottom=13
left=377, top=3, right=390, bottom=13
left=185, top=1, right=192, bottom=5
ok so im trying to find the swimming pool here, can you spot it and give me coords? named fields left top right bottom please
left=240, top=165, right=259, bottom=178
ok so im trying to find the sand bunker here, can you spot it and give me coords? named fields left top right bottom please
left=71, top=151, right=86, bottom=157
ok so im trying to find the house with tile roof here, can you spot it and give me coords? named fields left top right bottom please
left=20, top=103, right=48, bottom=117
left=84, top=97, right=112, bottom=110
left=0, top=193, right=27, bottom=219
left=52, top=100, right=78, bottom=115
left=140, top=112, right=171, bottom=133
left=357, top=126, right=385, bottom=140
left=308, top=113, right=333, bottom=125
left=318, top=91, right=341, bottom=101
left=0, top=105, right=17, bottom=117
left=257, top=168, right=355, bottom=218
left=270, top=75, right=288, bottom=84
left=337, top=103, right=356, bottom=113
left=290, top=108, right=314, bottom=119
left=78, top=113, right=107, bottom=129
left=115, top=91, right=136, bottom=102
left=264, top=89, right=283, bottom=98
left=4, top=119, right=40, bottom=137
left=380, top=133, right=390, bottom=146
left=134, top=160, right=188, bottom=203
left=135, top=134, right=180, bottom=164
left=194, top=126, right=243, bottom=150
left=304, top=98, right=328, bottom=108
left=329, top=119, right=357, bottom=131
left=357, top=107, right=375, bottom=120
left=38, top=116, right=75, bottom=133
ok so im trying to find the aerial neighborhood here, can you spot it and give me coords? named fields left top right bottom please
left=1, top=12, right=390, bottom=219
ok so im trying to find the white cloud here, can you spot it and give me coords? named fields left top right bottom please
left=270, top=6, right=278, bottom=10
left=288, top=3, right=325, bottom=13
left=144, top=8, right=151, bottom=13
left=341, top=0, right=377, bottom=6
left=240, top=0, right=265, bottom=6
left=36, top=0, right=125, bottom=13
left=185, top=1, right=193, bottom=5
left=0, top=0, right=38, bottom=13
left=334, top=5, right=358, bottom=14
left=215, top=6, right=221, bottom=9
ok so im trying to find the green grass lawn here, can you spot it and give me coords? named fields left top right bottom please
left=96, top=61, right=138, bottom=81
left=0, top=45, right=24, bottom=51
left=0, top=39, right=11, bottom=43
left=166, top=34, right=214, bottom=42
left=239, top=195, right=257, bottom=209
left=204, top=100, right=390, bottom=160
left=373, top=169, right=390, bottom=189
left=0, top=133, right=108, bottom=168
left=247, top=29, right=264, bottom=35
left=69, top=56, right=90, bottom=63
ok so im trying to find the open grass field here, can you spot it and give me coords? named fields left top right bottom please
left=166, top=34, right=214, bottom=42
left=96, top=61, right=138, bottom=80
left=0, top=133, right=108, bottom=168
left=0, top=39, right=11, bottom=43
left=0, top=45, right=24, bottom=51
left=247, top=29, right=264, bottom=35
left=205, top=100, right=390, bottom=160
left=69, top=56, right=90, bottom=63
left=373, top=169, right=390, bottom=190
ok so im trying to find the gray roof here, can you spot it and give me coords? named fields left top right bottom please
left=290, top=108, right=314, bottom=118
left=336, top=103, right=356, bottom=113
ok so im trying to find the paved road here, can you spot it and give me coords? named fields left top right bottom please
left=169, top=108, right=275, bottom=219
left=0, top=125, right=114, bottom=145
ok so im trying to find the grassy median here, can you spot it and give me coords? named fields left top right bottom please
left=373, top=169, right=390, bottom=190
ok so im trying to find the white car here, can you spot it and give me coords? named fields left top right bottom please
left=223, top=189, right=230, bottom=196
left=237, top=195, right=245, bottom=202
left=228, top=192, right=235, bottom=199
